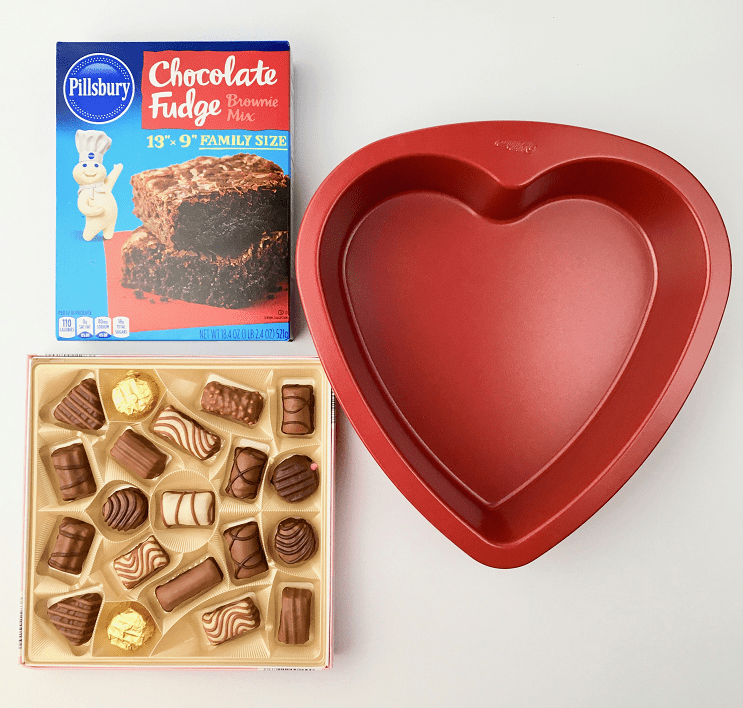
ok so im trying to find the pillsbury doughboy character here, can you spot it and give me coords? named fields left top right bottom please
left=73, top=130, right=123, bottom=241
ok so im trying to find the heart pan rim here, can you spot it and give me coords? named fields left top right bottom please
left=296, top=121, right=731, bottom=568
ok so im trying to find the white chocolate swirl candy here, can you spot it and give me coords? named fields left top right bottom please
left=152, top=405, right=221, bottom=460
left=161, top=491, right=215, bottom=527
left=114, top=536, right=170, bottom=589
left=202, top=597, right=260, bottom=645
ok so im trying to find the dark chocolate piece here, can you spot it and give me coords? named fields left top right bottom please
left=155, top=557, right=223, bottom=613
left=152, top=406, right=221, bottom=461
left=50, top=443, right=96, bottom=501
left=48, top=517, right=95, bottom=575
left=121, top=227, right=289, bottom=310
left=274, top=518, right=318, bottom=565
left=110, top=428, right=168, bottom=479
left=53, top=378, right=105, bottom=431
left=102, top=487, right=148, bottom=532
left=271, top=455, right=319, bottom=503
left=223, top=522, right=269, bottom=580
left=225, top=447, right=268, bottom=500
left=281, top=384, right=315, bottom=435
left=130, top=153, right=289, bottom=258
left=47, top=592, right=102, bottom=646
left=201, top=381, right=264, bottom=427
left=277, top=587, right=312, bottom=645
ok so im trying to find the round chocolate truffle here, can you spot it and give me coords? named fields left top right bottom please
left=274, top=517, right=318, bottom=565
left=111, top=371, right=159, bottom=418
left=107, top=605, right=156, bottom=651
left=102, top=487, right=149, bottom=532
left=270, top=455, right=319, bottom=503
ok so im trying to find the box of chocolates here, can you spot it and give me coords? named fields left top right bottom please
left=22, top=357, right=332, bottom=668
left=57, top=42, right=291, bottom=341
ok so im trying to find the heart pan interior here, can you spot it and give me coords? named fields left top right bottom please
left=299, top=122, right=731, bottom=566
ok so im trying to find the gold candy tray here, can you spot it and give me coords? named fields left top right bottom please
left=22, top=357, right=333, bottom=669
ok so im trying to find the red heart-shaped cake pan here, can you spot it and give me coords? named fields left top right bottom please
left=296, top=121, right=731, bottom=567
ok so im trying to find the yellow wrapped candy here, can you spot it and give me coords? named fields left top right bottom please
left=107, top=606, right=155, bottom=651
left=111, top=371, right=158, bottom=418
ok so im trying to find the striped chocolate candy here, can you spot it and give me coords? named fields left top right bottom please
left=113, top=535, right=169, bottom=589
left=202, top=596, right=260, bottom=645
left=152, top=406, right=221, bottom=461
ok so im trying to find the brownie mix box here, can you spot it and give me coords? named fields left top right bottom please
left=56, top=43, right=291, bottom=341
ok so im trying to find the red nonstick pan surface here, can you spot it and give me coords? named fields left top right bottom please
left=296, top=121, right=732, bottom=568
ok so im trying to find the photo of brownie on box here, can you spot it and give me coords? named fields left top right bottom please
left=123, top=153, right=289, bottom=309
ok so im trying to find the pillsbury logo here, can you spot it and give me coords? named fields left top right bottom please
left=64, top=53, right=135, bottom=124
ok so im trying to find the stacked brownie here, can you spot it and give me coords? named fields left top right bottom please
left=123, top=153, right=289, bottom=309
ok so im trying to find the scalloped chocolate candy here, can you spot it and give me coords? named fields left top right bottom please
left=271, top=455, right=319, bottom=502
left=53, top=378, right=105, bottom=431
left=110, top=429, right=167, bottom=480
left=102, top=487, right=148, bottom=532
left=274, top=517, right=318, bottom=565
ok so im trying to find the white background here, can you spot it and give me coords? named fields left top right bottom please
left=1, top=1, right=741, bottom=705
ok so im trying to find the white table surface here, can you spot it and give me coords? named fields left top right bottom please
left=1, top=1, right=741, bottom=705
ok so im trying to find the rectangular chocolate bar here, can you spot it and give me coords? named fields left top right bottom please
left=130, top=153, right=289, bottom=259
left=121, top=227, right=289, bottom=310
left=50, top=443, right=96, bottom=501
left=152, top=406, right=221, bottom=461
left=113, top=535, right=169, bottom=590
left=225, top=447, right=268, bottom=500
left=201, top=381, right=265, bottom=427
left=223, top=522, right=268, bottom=580
left=277, top=587, right=312, bottom=645
left=160, top=491, right=215, bottom=527
left=48, top=517, right=95, bottom=575
left=202, top=597, right=260, bottom=646
left=110, top=429, right=167, bottom=479
left=281, top=384, right=315, bottom=435
left=155, top=557, right=223, bottom=613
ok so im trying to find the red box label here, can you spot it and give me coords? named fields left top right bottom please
left=141, top=50, right=290, bottom=130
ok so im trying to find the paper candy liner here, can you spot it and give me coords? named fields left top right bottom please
left=24, top=358, right=332, bottom=668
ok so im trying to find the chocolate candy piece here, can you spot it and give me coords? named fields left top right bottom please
left=274, top=518, right=318, bottom=565
left=277, top=587, right=312, bottom=645
left=114, top=536, right=169, bottom=590
left=160, top=491, right=215, bottom=527
left=281, top=384, right=315, bottom=435
left=107, top=606, right=156, bottom=651
left=152, top=406, right=221, bottom=461
left=102, top=487, right=148, bottom=532
left=223, top=522, right=269, bottom=580
left=111, top=371, right=159, bottom=418
left=47, top=592, right=102, bottom=646
left=201, top=381, right=264, bottom=427
left=50, top=443, right=96, bottom=501
left=53, top=378, right=105, bottom=431
left=48, top=517, right=95, bottom=575
left=271, top=455, right=319, bottom=503
left=155, top=557, right=223, bottom=613
left=203, top=596, right=260, bottom=645
left=225, top=447, right=268, bottom=500
left=110, top=429, right=167, bottom=480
